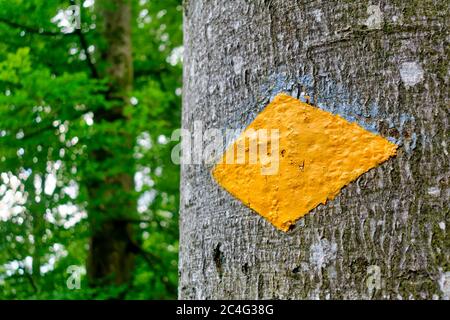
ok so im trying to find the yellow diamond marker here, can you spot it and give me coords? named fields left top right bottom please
left=212, top=93, right=398, bottom=231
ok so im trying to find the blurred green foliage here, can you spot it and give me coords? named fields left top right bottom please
left=0, top=0, right=182, bottom=299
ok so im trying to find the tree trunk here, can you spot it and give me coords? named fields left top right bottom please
left=179, top=0, right=449, bottom=299
left=87, top=0, right=135, bottom=287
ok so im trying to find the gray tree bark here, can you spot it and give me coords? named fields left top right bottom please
left=179, top=0, right=449, bottom=299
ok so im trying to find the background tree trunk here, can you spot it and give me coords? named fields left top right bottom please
left=179, top=0, right=448, bottom=299
left=87, top=0, right=135, bottom=287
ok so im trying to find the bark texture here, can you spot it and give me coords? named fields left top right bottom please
left=179, top=0, right=449, bottom=299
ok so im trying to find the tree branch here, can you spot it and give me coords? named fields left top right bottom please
left=0, top=5, right=99, bottom=79
left=24, top=271, right=39, bottom=294
left=75, top=28, right=99, bottom=78
left=0, top=17, right=71, bottom=36
left=69, top=0, right=99, bottom=78
left=19, top=110, right=88, bottom=141
left=4, top=246, right=38, bottom=293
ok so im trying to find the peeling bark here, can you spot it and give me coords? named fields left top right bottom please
left=179, top=0, right=449, bottom=299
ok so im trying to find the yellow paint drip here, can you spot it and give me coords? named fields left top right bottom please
left=212, top=93, right=398, bottom=232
